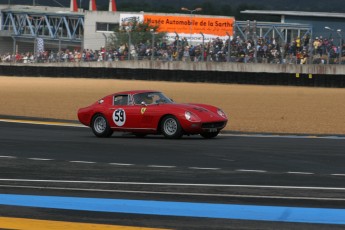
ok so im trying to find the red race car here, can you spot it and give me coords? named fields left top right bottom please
left=78, top=90, right=228, bottom=139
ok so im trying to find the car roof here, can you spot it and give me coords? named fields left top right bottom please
left=114, top=90, right=161, bottom=95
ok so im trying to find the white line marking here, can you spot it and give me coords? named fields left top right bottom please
left=69, top=161, right=95, bottom=164
left=0, top=184, right=345, bottom=201
left=0, top=118, right=84, bottom=128
left=219, top=158, right=235, bottom=162
left=236, top=169, right=267, bottom=173
left=1, top=179, right=345, bottom=191
left=221, top=133, right=345, bottom=140
left=0, top=155, right=342, bottom=178
left=331, top=174, right=345, bottom=177
left=28, top=158, right=53, bottom=161
left=287, top=171, right=315, bottom=175
left=189, top=167, right=220, bottom=170
left=147, top=165, right=176, bottom=168
left=0, top=156, right=17, bottom=159
left=109, top=163, right=134, bottom=166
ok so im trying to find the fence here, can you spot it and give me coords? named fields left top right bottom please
left=1, top=32, right=344, bottom=65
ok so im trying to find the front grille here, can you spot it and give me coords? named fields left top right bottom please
left=201, top=122, right=226, bottom=129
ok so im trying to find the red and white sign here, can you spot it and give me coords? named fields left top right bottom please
left=120, top=13, right=235, bottom=43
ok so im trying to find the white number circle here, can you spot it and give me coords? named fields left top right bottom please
left=112, top=108, right=126, bottom=126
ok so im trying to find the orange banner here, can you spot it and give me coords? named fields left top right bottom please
left=144, top=14, right=234, bottom=36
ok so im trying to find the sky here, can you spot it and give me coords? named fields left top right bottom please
left=2, top=0, right=345, bottom=13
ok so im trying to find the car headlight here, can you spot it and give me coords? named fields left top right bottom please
left=217, top=109, right=227, bottom=119
left=185, top=111, right=201, bottom=122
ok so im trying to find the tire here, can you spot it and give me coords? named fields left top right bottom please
left=160, top=115, right=183, bottom=139
left=91, top=114, right=113, bottom=137
left=200, top=131, right=219, bottom=139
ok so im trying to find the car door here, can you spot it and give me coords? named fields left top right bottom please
left=108, top=94, right=142, bottom=130
left=140, top=104, right=161, bottom=129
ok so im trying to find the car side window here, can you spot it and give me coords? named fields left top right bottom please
left=133, top=94, right=144, bottom=105
left=133, top=93, right=153, bottom=105
left=113, top=95, right=129, bottom=105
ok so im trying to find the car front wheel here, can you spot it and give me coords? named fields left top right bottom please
left=161, top=115, right=183, bottom=139
left=91, top=114, right=113, bottom=137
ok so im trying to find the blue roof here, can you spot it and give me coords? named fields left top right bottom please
left=241, top=10, right=345, bottom=19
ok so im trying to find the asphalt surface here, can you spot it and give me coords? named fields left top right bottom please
left=0, top=120, right=345, bottom=229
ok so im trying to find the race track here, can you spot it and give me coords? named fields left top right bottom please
left=1, top=119, right=345, bottom=229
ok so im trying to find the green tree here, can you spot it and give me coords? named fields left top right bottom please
left=108, top=17, right=167, bottom=50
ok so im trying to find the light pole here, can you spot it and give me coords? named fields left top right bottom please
left=126, top=27, right=131, bottom=61
left=181, top=7, right=202, bottom=45
left=56, top=34, right=61, bottom=62
left=150, top=29, right=155, bottom=61
left=252, top=20, right=258, bottom=63
left=325, top=26, right=333, bottom=33
left=102, top=33, right=108, bottom=49
left=226, top=32, right=231, bottom=62
left=324, top=26, right=334, bottom=64
left=174, top=31, right=180, bottom=61
left=200, top=32, right=204, bottom=62
left=12, top=36, right=16, bottom=58
left=337, top=29, right=342, bottom=65
left=174, top=31, right=180, bottom=50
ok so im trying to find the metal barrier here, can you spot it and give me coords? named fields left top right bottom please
left=2, top=32, right=344, bottom=65
left=1, top=61, right=345, bottom=88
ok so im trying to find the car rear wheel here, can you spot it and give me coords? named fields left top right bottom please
left=161, top=115, right=183, bottom=139
left=200, top=131, right=219, bottom=139
left=91, top=114, right=113, bottom=137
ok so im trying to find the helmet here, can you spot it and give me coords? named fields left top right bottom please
left=144, top=95, right=153, bottom=104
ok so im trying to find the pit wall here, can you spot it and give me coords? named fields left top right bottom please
left=1, top=61, right=345, bottom=87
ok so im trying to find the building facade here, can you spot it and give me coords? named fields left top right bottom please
left=1, top=4, right=344, bottom=55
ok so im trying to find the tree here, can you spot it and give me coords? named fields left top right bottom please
left=108, top=17, right=166, bottom=50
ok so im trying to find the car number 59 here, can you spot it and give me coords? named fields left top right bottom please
left=113, top=108, right=126, bottom=126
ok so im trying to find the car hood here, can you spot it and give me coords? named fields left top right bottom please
left=176, top=103, right=210, bottom=111
left=161, top=103, right=226, bottom=120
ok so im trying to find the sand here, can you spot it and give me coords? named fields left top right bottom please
left=1, top=76, right=344, bottom=134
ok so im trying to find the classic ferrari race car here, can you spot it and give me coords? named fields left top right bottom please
left=78, top=90, right=228, bottom=139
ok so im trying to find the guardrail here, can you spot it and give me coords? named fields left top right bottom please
left=1, top=61, right=345, bottom=88
left=2, top=59, right=345, bottom=75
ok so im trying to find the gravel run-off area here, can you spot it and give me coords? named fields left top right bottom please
left=1, top=76, right=345, bottom=135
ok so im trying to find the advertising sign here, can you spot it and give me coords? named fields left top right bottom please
left=144, top=14, right=235, bottom=43
left=119, top=13, right=235, bottom=43
left=119, top=13, right=144, bottom=29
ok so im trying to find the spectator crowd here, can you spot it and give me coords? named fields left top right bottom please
left=1, top=34, right=344, bottom=65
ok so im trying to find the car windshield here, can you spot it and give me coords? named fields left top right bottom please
left=133, top=92, right=173, bottom=105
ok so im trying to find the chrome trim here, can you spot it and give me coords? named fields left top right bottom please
left=110, top=127, right=156, bottom=131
